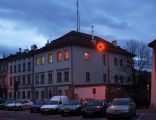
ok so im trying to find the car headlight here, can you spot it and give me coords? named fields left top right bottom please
left=123, top=108, right=129, bottom=112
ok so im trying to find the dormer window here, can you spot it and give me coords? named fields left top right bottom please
left=64, top=50, right=69, bottom=60
left=57, top=52, right=62, bottom=61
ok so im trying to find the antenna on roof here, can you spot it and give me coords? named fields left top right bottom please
left=76, top=0, right=80, bottom=32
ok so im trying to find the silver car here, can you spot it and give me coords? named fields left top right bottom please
left=106, top=97, right=136, bottom=119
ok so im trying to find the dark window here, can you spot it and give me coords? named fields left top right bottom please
left=114, top=58, right=117, bottom=66
left=9, top=92, right=12, bottom=99
left=36, top=91, right=39, bottom=100
left=120, top=76, right=124, bottom=83
left=28, top=62, right=31, bottom=71
left=58, top=90, right=62, bottom=95
left=27, top=91, right=31, bottom=99
left=27, top=74, right=31, bottom=85
left=35, top=74, right=39, bottom=84
left=57, top=72, right=62, bottom=83
left=64, top=71, right=69, bottom=82
left=115, top=75, right=118, bottom=83
left=41, top=91, right=44, bottom=100
left=23, top=63, right=25, bottom=72
left=10, top=77, right=12, bottom=86
left=103, top=74, right=107, bottom=82
left=41, top=74, right=45, bottom=84
left=48, top=72, right=53, bottom=84
left=86, top=72, right=90, bottom=82
left=22, top=91, right=25, bottom=99
left=18, top=64, right=21, bottom=72
left=10, top=66, right=12, bottom=73
left=120, top=59, right=123, bottom=66
left=18, top=91, right=20, bottom=98
left=18, top=76, right=21, bottom=85
left=14, top=65, right=16, bottom=73
left=22, top=76, right=26, bottom=85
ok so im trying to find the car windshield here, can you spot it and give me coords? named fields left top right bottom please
left=48, top=100, right=59, bottom=105
left=87, top=100, right=103, bottom=106
left=112, top=99, right=129, bottom=105
left=68, top=100, right=79, bottom=105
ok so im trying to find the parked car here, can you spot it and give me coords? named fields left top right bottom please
left=6, top=99, right=33, bottom=111
left=40, top=99, right=63, bottom=115
left=60, top=100, right=84, bottom=116
left=50, top=96, right=69, bottom=104
left=81, top=100, right=108, bottom=118
left=0, top=99, right=7, bottom=110
left=30, top=100, right=47, bottom=113
left=106, top=97, right=136, bottom=119
left=0, top=99, right=14, bottom=110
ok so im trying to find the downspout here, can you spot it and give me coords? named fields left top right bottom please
left=71, top=45, right=74, bottom=99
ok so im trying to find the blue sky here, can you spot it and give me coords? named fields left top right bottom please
left=0, top=0, right=155, bottom=57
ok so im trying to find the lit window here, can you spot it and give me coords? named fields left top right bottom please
left=57, top=52, right=62, bottom=61
left=41, top=56, right=45, bottom=64
left=84, top=51, right=90, bottom=61
left=48, top=54, right=53, bottom=63
left=64, top=51, right=69, bottom=60
left=36, top=57, right=40, bottom=65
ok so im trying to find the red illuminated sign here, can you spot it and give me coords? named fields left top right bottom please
left=96, top=42, right=105, bottom=52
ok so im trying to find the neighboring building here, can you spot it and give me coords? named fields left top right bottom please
left=0, top=58, right=8, bottom=98
left=0, top=31, right=134, bottom=100
left=148, top=40, right=156, bottom=108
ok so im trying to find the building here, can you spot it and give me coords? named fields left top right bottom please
left=0, top=31, right=134, bottom=100
left=148, top=40, right=156, bottom=108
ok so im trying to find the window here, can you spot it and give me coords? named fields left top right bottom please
left=64, top=71, right=69, bottom=82
left=10, top=66, right=12, bottom=73
left=64, top=50, right=69, bottom=60
left=28, top=62, right=31, bottom=71
left=48, top=72, right=53, bottom=84
left=27, top=91, right=31, bottom=99
left=114, top=58, right=117, bottom=66
left=36, top=57, right=40, bottom=65
left=18, top=76, right=21, bottom=85
left=48, top=54, right=53, bottom=63
left=41, top=56, right=45, bottom=64
left=35, top=74, right=39, bottom=84
left=27, top=74, right=31, bottom=85
left=41, top=73, right=45, bottom=84
left=10, top=77, right=12, bottom=86
left=58, top=90, right=62, bottom=95
left=103, top=54, right=106, bottom=65
left=86, top=72, right=90, bottom=82
left=41, top=91, right=44, bottom=100
left=36, top=91, right=39, bottom=100
left=120, top=59, right=123, bottom=66
left=9, top=92, right=12, bottom=99
left=57, top=52, right=62, bottom=61
left=14, top=65, right=16, bottom=73
left=84, top=51, right=90, bottom=61
left=22, top=75, right=26, bottom=85
left=120, top=76, right=124, bottom=83
left=18, top=64, right=21, bottom=72
left=22, top=91, right=25, bottom=99
left=23, top=63, right=25, bottom=72
left=18, top=91, right=20, bottom=98
left=103, top=74, right=107, bottom=82
left=57, top=71, right=62, bottom=82
left=115, top=75, right=118, bottom=83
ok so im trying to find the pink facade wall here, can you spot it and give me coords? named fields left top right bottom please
left=74, top=86, right=106, bottom=100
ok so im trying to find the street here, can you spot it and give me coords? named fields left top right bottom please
left=0, top=110, right=150, bottom=120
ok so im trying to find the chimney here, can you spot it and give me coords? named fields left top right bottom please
left=112, top=40, right=117, bottom=46
left=19, top=48, right=22, bottom=53
left=31, top=44, right=37, bottom=51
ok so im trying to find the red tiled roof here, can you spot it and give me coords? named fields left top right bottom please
left=37, top=31, right=134, bottom=57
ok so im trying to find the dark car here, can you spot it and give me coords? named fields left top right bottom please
left=0, top=99, right=14, bottom=110
left=81, top=100, right=108, bottom=118
left=30, top=100, right=47, bottom=113
left=0, top=99, right=6, bottom=110
left=60, top=100, right=84, bottom=116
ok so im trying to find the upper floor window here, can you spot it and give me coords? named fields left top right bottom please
left=27, top=74, right=31, bottom=85
left=57, top=52, right=62, bottom=61
left=120, top=59, right=123, bottom=66
left=14, top=65, right=16, bottom=73
left=103, top=74, right=107, bottom=83
left=120, top=76, right=124, bottom=83
left=103, top=54, right=106, bottom=65
left=48, top=71, right=53, bottom=84
left=48, top=54, right=53, bottom=63
left=18, top=76, right=21, bottom=85
left=10, top=66, right=12, bottom=73
left=84, top=51, right=90, bottom=61
left=64, top=51, right=69, bottom=60
left=18, top=64, right=21, bottom=72
left=28, top=62, right=31, bottom=71
left=22, top=75, right=26, bottom=85
left=114, top=58, right=117, bottom=66
left=35, top=74, right=39, bottom=85
left=41, top=73, right=45, bottom=84
left=86, top=72, right=90, bottom=82
left=10, top=77, right=12, bottom=86
left=40, top=56, right=45, bottom=64
left=36, top=57, right=40, bottom=65
left=114, top=75, right=118, bottom=83
left=23, top=63, right=25, bottom=72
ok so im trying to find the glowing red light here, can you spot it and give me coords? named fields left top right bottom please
left=96, top=42, right=105, bottom=52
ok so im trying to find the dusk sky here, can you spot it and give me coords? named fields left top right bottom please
left=0, top=0, right=156, bottom=57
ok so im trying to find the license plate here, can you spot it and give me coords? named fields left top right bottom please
left=86, top=111, right=94, bottom=114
